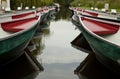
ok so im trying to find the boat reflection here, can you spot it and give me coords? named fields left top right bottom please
left=71, top=33, right=92, bottom=53
left=74, top=53, right=119, bottom=79
left=73, top=33, right=119, bottom=79
left=35, top=8, right=57, bottom=36
left=28, top=32, right=45, bottom=57
left=0, top=52, right=44, bottom=79
left=28, top=9, right=57, bottom=57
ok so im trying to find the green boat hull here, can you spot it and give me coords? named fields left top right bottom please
left=72, top=15, right=120, bottom=74
left=0, top=19, right=40, bottom=65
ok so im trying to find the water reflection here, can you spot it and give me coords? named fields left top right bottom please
left=34, top=7, right=120, bottom=78
left=55, top=6, right=73, bottom=21
left=28, top=9, right=57, bottom=57
left=37, top=19, right=88, bottom=63
left=29, top=33, right=45, bottom=57
left=34, top=7, right=88, bottom=78
left=74, top=53, right=119, bottom=79
left=0, top=53, right=44, bottom=79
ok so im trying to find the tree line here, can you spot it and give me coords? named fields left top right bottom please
left=70, top=0, right=120, bottom=9
left=10, top=0, right=120, bottom=10
left=10, top=0, right=73, bottom=10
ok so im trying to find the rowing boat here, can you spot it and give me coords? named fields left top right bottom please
left=0, top=6, right=54, bottom=23
left=70, top=7, right=120, bottom=20
left=0, top=10, right=37, bottom=23
left=0, top=15, right=41, bottom=65
left=72, top=14, right=120, bottom=74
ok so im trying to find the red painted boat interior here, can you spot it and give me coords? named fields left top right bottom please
left=12, top=12, right=35, bottom=19
left=37, top=9, right=44, bottom=13
left=81, top=17, right=119, bottom=35
left=1, top=17, right=38, bottom=32
left=76, top=8, right=83, bottom=12
left=83, top=10, right=98, bottom=17
left=75, top=8, right=98, bottom=17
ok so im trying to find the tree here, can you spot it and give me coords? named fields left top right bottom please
left=53, top=0, right=74, bottom=6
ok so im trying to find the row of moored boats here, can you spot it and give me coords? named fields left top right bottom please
left=0, top=6, right=58, bottom=66
left=70, top=7, right=120, bottom=75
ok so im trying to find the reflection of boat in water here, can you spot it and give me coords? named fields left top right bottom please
left=40, top=8, right=56, bottom=24
left=30, top=6, right=61, bottom=56
left=28, top=15, right=53, bottom=57
left=36, top=9, right=57, bottom=34
left=28, top=32, right=45, bottom=57
left=39, top=21, right=51, bottom=30
left=74, top=53, right=119, bottom=79
left=71, top=34, right=119, bottom=78
left=0, top=52, right=44, bottom=79
left=40, top=9, right=56, bottom=24
left=71, top=33, right=92, bottom=53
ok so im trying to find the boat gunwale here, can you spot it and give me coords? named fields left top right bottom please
left=81, top=14, right=120, bottom=23
left=78, top=14, right=120, bottom=48
left=0, top=10, right=36, bottom=18
left=0, top=15, right=41, bottom=41
left=71, top=7, right=120, bottom=18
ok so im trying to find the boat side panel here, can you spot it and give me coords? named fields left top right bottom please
left=77, top=17, right=120, bottom=73
left=0, top=40, right=29, bottom=65
left=12, top=12, right=35, bottom=19
left=0, top=21, right=38, bottom=55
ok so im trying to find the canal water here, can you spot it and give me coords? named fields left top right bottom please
left=30, top=7, right=119, bottom=79
left=33, top=8, right=88, bottom=79
left=34, top=19, right=88, bottom=79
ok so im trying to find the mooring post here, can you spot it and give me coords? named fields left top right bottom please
left=5, top=0, right=11, bottom=11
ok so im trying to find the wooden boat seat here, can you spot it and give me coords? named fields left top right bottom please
left=81, top=17, right=119, bottom=35
left=1, top=17, right=38, bottom=32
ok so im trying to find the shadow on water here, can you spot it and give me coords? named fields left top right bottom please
left=74, top=53, right=120, bottom=79
left=0, top=52, right=44, bottom=79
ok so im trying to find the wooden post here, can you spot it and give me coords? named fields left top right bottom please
left=5, top=0, right=11, bottom=11
left=0, top=0, right=1, bottom=10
